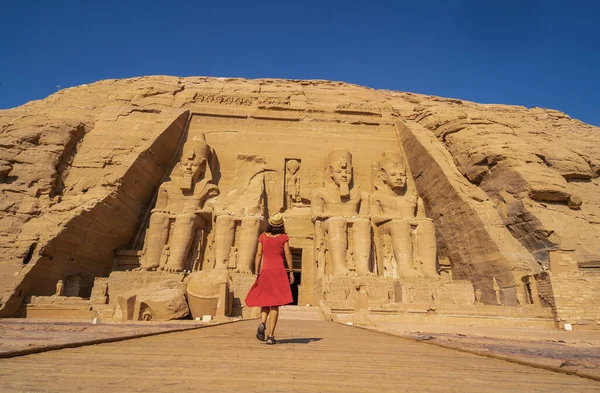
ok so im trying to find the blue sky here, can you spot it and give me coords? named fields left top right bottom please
left=1, top=0, right=599, bottom=126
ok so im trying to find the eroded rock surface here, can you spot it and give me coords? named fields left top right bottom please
left=0, top=76, right=598, bottom=326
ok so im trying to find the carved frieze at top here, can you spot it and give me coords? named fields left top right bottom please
left=335, top=103, right=384, bottom=117
left=258, top=96, right=291, bottom=107
left=195, top=94, right=257, bottom=106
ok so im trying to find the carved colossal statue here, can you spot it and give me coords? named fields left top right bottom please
left=311, top=149, right=371, bottom=276
left=137, top=133, right=219, bottom=272
left=212, top=154, right=266, bottom=274
left=370, top=152, right=438, bottom=278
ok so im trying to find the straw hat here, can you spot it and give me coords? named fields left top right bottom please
left=268, top=213, right=284, bottom=227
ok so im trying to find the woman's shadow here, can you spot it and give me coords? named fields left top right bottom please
left=276, top=338, right=323, bottom=344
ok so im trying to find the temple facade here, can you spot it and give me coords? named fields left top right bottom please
left=1, top=77, right=598, bottom=330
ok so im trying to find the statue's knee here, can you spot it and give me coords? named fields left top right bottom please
left=327, top=217, right=346, bottom=230
left=216, top=215, right=233, bottom=224
left=150, top=212, right=169, bottom=225
left=241, top=216, right=260, bottom=228
left=182, top=212, right=197, bottom=220
left=422, top=220, right=435, bottom=231
left=352, top=219, right=370, bottom=232
left=416, top=220, right=435, bottom=235
left=216, top=215, right=235, bottom=231
left=174, top=213, right=197, bottom=227
left=393, top=219, right=412, bottom=230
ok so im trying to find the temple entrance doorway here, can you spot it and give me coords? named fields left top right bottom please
left=290, top=248, right=302, bottom=305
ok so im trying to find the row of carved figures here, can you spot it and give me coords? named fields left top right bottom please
left=135, top=133, right=438, bottom=279
left=312, top=149, right=437, bottom=279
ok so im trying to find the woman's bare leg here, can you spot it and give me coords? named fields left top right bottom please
left=267, top=306, right=279, bottom=337
left=255, top=307, right=269, bottom=341
left=260, top=307, right=269, bottom=325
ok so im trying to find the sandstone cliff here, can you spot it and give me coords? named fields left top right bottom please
left=1, top=76, right=598, bottom=316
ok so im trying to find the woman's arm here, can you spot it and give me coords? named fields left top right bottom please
left=254, top=242, right=263, bottom=275
left=284, top=241, right=295, bottom=284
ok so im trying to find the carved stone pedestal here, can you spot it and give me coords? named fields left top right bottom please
left=108, top=271, right=188, bottom=321
left=186, top=269, right=233, bottom=319
left=107, top=271, right=184, bottom=305
left=112, top=249, right=142, bottom=271
left=117, top=281, right=189, bottom=322
left=25, top=296, right=96, bottom=319
left=318, top=275, right=396, bottom=310
left=394, top=278, right=475, bottom=306
left=318, top=275, right=476, bottom=312
left=229, top=272, right=260, bottom=318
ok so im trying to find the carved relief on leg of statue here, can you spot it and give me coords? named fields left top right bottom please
left=388, top=220, right=418, bottom=278
left=137, top=211, right=170, bottom=271
left=214, top=215, right=236, bottom=269
left=371, top=224, right=388, bottom=278
left=415, top=219, right=439, bottom=279
left=352, top=218, right=372, bottom=276
left=324, top=217, right=350, bottom=276
left=314, top=221, right=326, bottom=279
left=236, top=216, right=262, bottom=274
left=162, top=212, right=198, bottom=273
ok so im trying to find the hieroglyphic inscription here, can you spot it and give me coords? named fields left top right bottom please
left=258, top=96, right=291, bottom=107
left=196, top=94, right=256, bottom=106
left=336, top=103, right=382, bottom=112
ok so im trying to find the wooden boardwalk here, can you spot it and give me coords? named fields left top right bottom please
left=1, top=319, right=599, bottom=392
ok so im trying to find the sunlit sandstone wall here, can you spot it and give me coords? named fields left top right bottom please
left=187, top=112, right=402, bottom=306
left=550, top=270, right=600, bottom=328
left=190, top=114, right=399, bottom=214
left=1, top=76, right=598, bottom=320
left=0, top=106, right=188, bottom=316
left=541, top=251, right=600, bottom=328
left=397, top=121, right=537, bottom=305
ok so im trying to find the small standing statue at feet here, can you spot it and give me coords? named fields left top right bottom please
left=493, top=277, right=503, bottom=305
left=245, top=213, right=295, bottom=345
left=311, top=149, right=371, bottom=276
left=285, top=159, right=301, bottom=208
left=158, top=245, right=170, bottom=270
left=370, top=151, right=438, bottom=278
left=54, top=280, right=64, bottom=297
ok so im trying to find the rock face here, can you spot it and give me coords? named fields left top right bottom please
left=0, top=76, right=598, bottom=328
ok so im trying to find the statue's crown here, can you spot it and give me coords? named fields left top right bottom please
left=378, top=151, right=405, bottom=171
left=183, top=133, right=210, bottom=159
left=326, top=148, right=352, bottom=168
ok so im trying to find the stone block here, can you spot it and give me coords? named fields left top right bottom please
left=322, top=276, right=396, bottom=310
left=394, top=279, right=475, bottom=306
left=107, top=271, right=184, bottom=305
left=113, top=249, right=142, bottom=271
left=117, top=280, right=189, bottom=321
left=186, top=269, right=233, bottom=319
left=229, top=272, right=258, bottom=318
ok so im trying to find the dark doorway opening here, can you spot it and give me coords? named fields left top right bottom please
left=290, top=248, right=302, bottom=305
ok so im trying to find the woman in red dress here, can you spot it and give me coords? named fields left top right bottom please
left=245, top=213, right=294, bottom=345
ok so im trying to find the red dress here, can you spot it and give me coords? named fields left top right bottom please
left=245, top=233, right=293, bottom=307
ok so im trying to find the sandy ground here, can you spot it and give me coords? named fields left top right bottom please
left=358, top=321, right=600, bottom=380
left=1, top=319, right=599, bottom=392
left=0, top=319, right=212, bottom=356
left=2, top=310, right=600, bottom=388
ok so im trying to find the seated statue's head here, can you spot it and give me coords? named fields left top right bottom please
left=378, top=152, right=407, bottom=193
left=326, top=149, right=353, bottom=197
left=180, top=134, right=211, bottom=191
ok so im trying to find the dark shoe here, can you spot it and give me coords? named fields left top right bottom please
left=265, top=336, right=276, bottom=345
left=256, top=323, right=266, bottom=341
